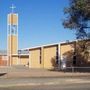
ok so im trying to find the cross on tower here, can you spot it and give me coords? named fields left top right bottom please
left=10, top=4, right=16, bottom=13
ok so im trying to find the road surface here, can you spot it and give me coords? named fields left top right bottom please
left=0, top=77, right=90, bottom=90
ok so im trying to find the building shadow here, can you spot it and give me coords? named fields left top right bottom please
left=0, top=73, right=7, bottom=76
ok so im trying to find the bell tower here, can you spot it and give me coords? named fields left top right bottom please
left=7, top=4, right=18, bottom=66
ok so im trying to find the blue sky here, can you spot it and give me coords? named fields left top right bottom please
left=0, top=0, right=76, bottom=50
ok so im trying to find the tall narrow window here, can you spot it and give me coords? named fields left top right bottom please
left=40, top=49, right=41, bottom=64
left=56, top=47, right=58, bottom=64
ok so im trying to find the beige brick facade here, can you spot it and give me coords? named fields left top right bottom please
left=19, top=56, right=29, bottom=66
left=29, top=48, right=41, bottom=68
left=8, top=14, right=18, bottom=25
left=8, top=36, right=18, bottom=55
left=43, top=45, right=58, bottom=69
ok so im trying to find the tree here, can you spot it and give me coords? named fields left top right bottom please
left=63, top=0, right=90, bottom=71
left=63, top=0, right=90, bottom=39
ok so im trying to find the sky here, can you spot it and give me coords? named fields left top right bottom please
left=0, top=0, right=76, bottom=50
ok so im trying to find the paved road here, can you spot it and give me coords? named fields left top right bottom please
left=0, top=77, right=90, bottom=90
left=0, top=77, right=90, bottom=85
left=0, top=82, right=90, bottom=90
